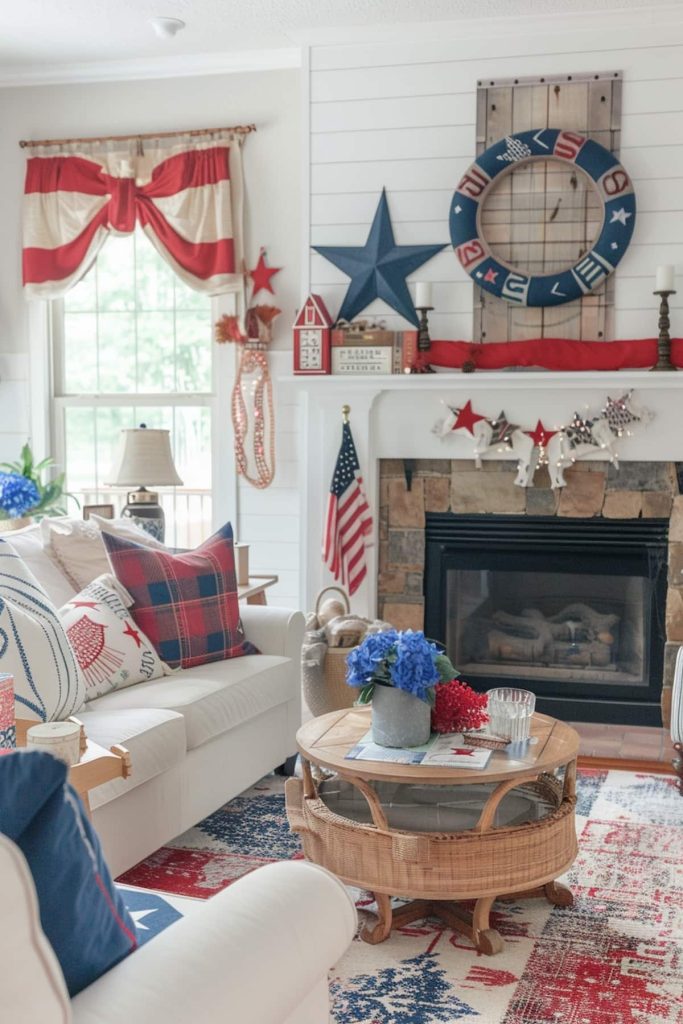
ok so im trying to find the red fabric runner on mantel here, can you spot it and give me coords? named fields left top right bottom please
left=426, top=337, right=683, bottom=371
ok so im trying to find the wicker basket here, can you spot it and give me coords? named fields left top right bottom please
left=286, top=774, right=577, bottom=902
left=303, top=587, right=358, bottom=718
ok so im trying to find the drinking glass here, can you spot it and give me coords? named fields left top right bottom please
left=486, top=688, right=536, bottom=742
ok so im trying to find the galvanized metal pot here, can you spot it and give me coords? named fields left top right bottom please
left=371, top=684, right=431, bottom=747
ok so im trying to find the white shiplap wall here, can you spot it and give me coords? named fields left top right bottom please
left=306, top=19, right=683, bottom=342
left=0, top=355, right=29, bottom=464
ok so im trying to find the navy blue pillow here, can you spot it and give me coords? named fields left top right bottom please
left=0, top=750, right=137, bottom=995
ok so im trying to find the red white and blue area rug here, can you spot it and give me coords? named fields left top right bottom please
left=119, top=769, right=683, bottom=1024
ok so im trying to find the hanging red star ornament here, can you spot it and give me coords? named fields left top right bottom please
left=526, top=420, right=557, bottom=449
left=452, top=400, right=486, bottom=435
left=249, top=248, right=281, bottom=298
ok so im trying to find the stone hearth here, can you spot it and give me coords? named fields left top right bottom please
left=378, top=459, right=681, bottom=726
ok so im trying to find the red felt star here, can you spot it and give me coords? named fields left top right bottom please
left=525, top=420, right=557, bottom=448
left=452, top=400, right=486, bottom=435
left=249, top=248, right=281, bottom=298
left=123, top=622, right=142, bottom=648
left=69, top=600, right=99, bottom=609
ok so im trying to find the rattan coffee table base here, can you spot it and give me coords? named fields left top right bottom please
left=289, top=709, right=580, bottom=956
left=360, top=880, right=574, bottom=951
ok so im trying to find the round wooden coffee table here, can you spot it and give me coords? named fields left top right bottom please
left=286, top=707, right=579, bottom=954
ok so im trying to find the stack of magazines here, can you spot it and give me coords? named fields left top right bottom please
left=345, top=732, right=494, bottom=769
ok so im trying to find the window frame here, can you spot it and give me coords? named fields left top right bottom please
left=43, top=253, right=236, bottom=538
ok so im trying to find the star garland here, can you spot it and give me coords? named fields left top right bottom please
left=433, top=390, right=653, bottom=489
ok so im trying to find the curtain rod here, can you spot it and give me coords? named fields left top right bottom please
left=19, top=123, right=256, bottom=149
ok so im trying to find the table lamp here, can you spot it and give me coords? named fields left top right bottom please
left=106, top=425, right=182, bottom=541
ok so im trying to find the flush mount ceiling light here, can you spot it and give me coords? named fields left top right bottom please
left=149, top=16, right=186, bottom=39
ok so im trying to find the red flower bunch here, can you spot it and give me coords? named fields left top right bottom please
left=431, top=679, right=489, bottom=735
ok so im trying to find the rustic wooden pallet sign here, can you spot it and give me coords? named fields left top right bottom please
left=473, top=72, right=622, bottom=343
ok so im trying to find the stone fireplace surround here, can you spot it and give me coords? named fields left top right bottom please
left=294, top=371, right=683, bottom=730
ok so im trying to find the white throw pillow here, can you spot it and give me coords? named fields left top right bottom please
left=89, top=515, right=168, bottom=549
left=58, top=574, right=170, bottom=700
left=5, top=521, right=75, bottom=607
left=40, top=517, right=167, bottom=592
left=0, top=537, right=85, bottom=721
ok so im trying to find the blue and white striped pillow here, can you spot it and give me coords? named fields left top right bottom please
left=0, top=537, right=84, bottom=721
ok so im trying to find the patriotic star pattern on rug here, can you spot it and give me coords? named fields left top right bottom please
left=118, top=769, right=683, bottom=1024
left=118, top=887, right=183, bottom=947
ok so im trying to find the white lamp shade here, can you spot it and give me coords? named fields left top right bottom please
left=106, top=428, right=183, bottom=487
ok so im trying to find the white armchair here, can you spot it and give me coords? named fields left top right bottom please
left=1, top=835, right=356, bottom=1024
left=672, top=647, right=683, bottom=793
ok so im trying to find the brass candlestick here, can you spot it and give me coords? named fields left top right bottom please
left=411, top=305, right=435, bottom=374
left=652, top=289, right=677, bottom=371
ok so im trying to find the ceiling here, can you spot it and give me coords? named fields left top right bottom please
left=0, top=0, right=680, bottom=73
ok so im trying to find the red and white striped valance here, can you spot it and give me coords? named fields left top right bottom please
left=22, top=136, right=244, bottom=299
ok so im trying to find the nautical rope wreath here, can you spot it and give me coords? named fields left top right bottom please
left=450, top=129, right=636, bottom=307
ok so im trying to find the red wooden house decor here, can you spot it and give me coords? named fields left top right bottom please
left=293, top=295, right=332, bottom=375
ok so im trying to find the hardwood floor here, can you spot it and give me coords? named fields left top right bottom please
left=570, top=721, right=677, bottom=774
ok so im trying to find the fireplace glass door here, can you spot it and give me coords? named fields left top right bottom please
left=451, top=567, right=647, bottom=685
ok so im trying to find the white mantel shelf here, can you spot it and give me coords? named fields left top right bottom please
left=282, top=371, right=682, bottom=390
left=290, top=369, right=683, bottom=616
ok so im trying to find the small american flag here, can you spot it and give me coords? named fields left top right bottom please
left=323, top=421, right=373, bottom=596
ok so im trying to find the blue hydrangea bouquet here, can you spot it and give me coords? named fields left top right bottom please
left=345, top=629, right=458, bottom=706
left=0, top=444, right=72, bottom=522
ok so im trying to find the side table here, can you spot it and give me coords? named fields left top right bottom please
left=15, top=717, right=131, bottom=816
left=237, top=574, right=278, bottom=605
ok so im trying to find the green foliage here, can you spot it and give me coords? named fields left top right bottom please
left=434, top=652, right=460, bottom=683
left=357, top=682, right=376, bottom=704
left=0, top=443, right=79, bottom=520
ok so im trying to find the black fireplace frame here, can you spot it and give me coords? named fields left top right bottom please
left=424, top=514, right=669, bottom=725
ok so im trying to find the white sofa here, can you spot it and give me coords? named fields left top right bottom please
left=1, top=834, right=357, bottom=1024
left=7, top=522, right=305, bottom=876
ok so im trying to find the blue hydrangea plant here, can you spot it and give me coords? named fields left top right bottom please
left=0, top=444, right=75, bottom=521
left=345, top=629, right=458, bottom=705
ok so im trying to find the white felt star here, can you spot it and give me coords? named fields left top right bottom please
left=130, top=909, right=157, bottom=931
left=610, top=208, right=632, bottom=226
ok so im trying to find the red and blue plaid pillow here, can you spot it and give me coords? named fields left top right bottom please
left=101, top=522, right=253, bottom=669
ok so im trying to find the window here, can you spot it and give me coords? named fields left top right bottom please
left=52, top=230, right=218, bottom=547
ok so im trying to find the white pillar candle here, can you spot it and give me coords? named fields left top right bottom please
left=414, top=282, right=432, bottom=308
left=656, top=265, right=675, bottom=292
left=26, top=721, right=81, bottom=766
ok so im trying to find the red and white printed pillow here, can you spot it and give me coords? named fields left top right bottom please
left=58, top=574, right=170, bottom=701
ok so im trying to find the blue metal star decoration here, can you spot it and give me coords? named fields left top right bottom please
left=312, top=189, right=446, bottom=327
